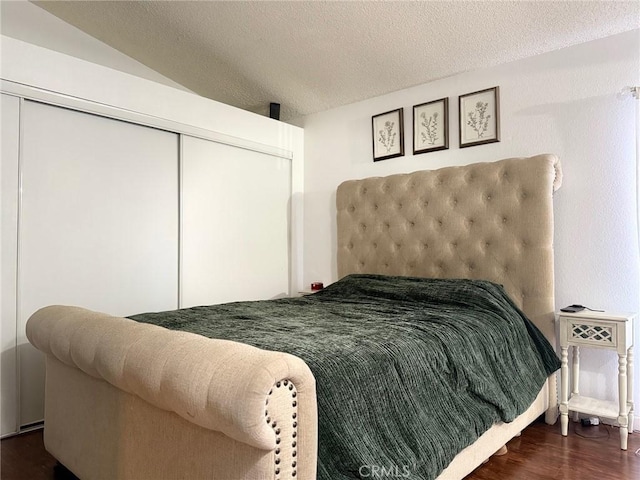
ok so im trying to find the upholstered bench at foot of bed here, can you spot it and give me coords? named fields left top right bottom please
left=27, top=305, right=317, bottom=480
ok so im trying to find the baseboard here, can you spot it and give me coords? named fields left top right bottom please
left=1, top=420, right=44, bottom=439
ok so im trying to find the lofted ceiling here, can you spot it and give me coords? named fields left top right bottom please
left=32, top=1, right=639, bottom=121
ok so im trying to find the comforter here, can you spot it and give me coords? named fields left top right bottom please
left=130, top=274, right=560, bottom=479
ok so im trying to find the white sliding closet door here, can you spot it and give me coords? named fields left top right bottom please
left=181, top=136, right=291, bottom=307
left=18, top=101, right=179, bottom=426
left=1, top=94, right=20, bottom=436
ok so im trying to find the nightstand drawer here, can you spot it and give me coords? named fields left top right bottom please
left=565, top=318, right=617, bottom=348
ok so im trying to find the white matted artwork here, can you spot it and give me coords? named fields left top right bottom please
left=371, top=108, right=404, bottom=161
left=459, top=86, right=500, bottom=148
left=413, top=98, right=449, bottom=154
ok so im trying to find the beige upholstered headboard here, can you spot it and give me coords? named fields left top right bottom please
left=336, top=154, right=562, bottom=345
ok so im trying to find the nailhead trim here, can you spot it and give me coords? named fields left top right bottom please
left=266, top=379, right=299, bottom=479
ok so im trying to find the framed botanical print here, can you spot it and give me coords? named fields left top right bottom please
left=459, top=86, right=500, bottom=148
left=372, top=108, right=404, bottom=161
left=413, top=97, right=448, bottom=154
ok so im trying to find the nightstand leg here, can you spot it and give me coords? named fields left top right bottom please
left=571, top=346, right=580, bottom=422
left=560, top=346, right=569, bottom=436
left=619, top=353, right=628, bottom=450
left=628, top=347, right=634, bottom=433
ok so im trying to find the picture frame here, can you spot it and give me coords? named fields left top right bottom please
left=372, top=108, right=404, bottom=161
left=458, top=86, right=500, bottom=148
left=413, top=97, right=449, bottom=154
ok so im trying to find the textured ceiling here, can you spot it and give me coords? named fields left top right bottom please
left=33, top=1, right=639, bottom=121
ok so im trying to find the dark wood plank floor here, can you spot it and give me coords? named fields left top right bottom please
left=468, top=420, right=640, bottom=480
left=2, top=420, right=639, bottom=479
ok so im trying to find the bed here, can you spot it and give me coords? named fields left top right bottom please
left=26, top=153, right=562, bottom=479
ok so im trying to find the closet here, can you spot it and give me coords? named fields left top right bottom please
left=181, top=136, right=291, bottom=307
left=16, top=101, right=180, bottom=427
left=1, top=52, right=300, bottom=435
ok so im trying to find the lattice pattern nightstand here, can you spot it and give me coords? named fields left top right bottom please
left=558, top=310, right=636, bottom=450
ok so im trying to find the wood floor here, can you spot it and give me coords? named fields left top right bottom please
left=468, top=421, right=640, bottom=480
left=2, top=420, right=639, bottom=479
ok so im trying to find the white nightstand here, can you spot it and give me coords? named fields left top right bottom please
left=558, top=310, right=637, bottom=450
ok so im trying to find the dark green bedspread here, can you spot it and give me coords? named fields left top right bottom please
left=130, top=274, right=560, bottom=479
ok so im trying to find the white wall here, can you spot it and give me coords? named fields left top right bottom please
left=0, top=0, right=190, bottom=93
left=299, top=30, right=640, bottom=421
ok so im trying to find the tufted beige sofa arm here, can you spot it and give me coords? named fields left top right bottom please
left=27, top=305, right=317, bottom=457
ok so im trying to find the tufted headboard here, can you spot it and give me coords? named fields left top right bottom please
left=336, top=154, right=562, bottom=345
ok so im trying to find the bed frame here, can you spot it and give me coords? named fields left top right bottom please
left=27, top=153, right=562, bottom=480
